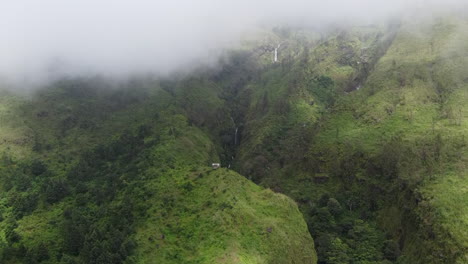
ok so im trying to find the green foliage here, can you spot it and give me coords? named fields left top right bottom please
left=42, top=178, right=70, bottom=204
left=131, top=169, right=316, bottom=264
left=309, top=194, right=387, bottom=263
left=325, top=238, right=351, bottom=264
left=234, top=15, right=468, bottom=264
left=0, top=67, right=317, bottom=263
left=1, top=14, right=468, bottom=264
left=308, top=75, right=336, bottom=106
left=8, top=192, right=39, bottom=219
left=383, top=240, right=401, bottom=261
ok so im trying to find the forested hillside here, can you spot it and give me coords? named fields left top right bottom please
left=231, top=15, right=468, bottom=264
left=0, top=11, right=467, bottom=264
left=0, top=80, right=316, bottom=263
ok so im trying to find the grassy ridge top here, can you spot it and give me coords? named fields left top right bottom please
left=132, top=168, right=316, bottom=264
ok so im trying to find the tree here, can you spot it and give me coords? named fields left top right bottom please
left=63, top=209, right=87, bottom=255
left=4, top=219, right=20, bottom=244
left=311, top=207, right=336, bottom=234
left=327, top=198, right=343, bottom=217
left=347, top=220, right=384, bottom=262
left=325, top=238, right=351, bottom=264
left=383, top=240, right=401, bottom=261
left=43, top=178, right=70, bottom=204
left=26, top=243, right=49, bottom=262
left=9, top=192, right=38, bottom=218
left=31, top=160, right=47, bottom=176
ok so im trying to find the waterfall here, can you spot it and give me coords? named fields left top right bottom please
left=274, top=43, right=281, bottom=62
left=234, top=127, right=238, bottom=145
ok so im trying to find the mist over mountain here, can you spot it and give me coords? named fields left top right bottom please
left=1, top=0, right=467, bottom=88
left=1, top=1, right=468, bottom=264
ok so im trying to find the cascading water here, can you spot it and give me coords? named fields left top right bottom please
left=234, top=127, right=238, bottom=145
left=274, top=43, right=281, bottom=62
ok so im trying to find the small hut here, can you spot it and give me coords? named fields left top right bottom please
left=212, top=163, right=221, bottom=169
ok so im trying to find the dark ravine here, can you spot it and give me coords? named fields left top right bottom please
left=212, top=17, right=467, bottom=264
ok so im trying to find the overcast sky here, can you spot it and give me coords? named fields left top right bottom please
left=0, top=0, right=466, bottom=87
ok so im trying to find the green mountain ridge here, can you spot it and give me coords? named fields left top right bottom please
left=0, top=81, right=316, bottom=263
left=0, top=12, right=467, bottom=264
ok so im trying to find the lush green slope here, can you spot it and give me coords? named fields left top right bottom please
left=0, top=78, right=316, bottom=263
left=309, top=15, right=468, bottom=263
left=131, top=168, right=315, bottom=264
left=231, top=15, right=468, bottom=264
left=1, top=12, right=468, bottom=264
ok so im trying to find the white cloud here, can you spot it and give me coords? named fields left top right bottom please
left=0, top=0, right=466, bottom=87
